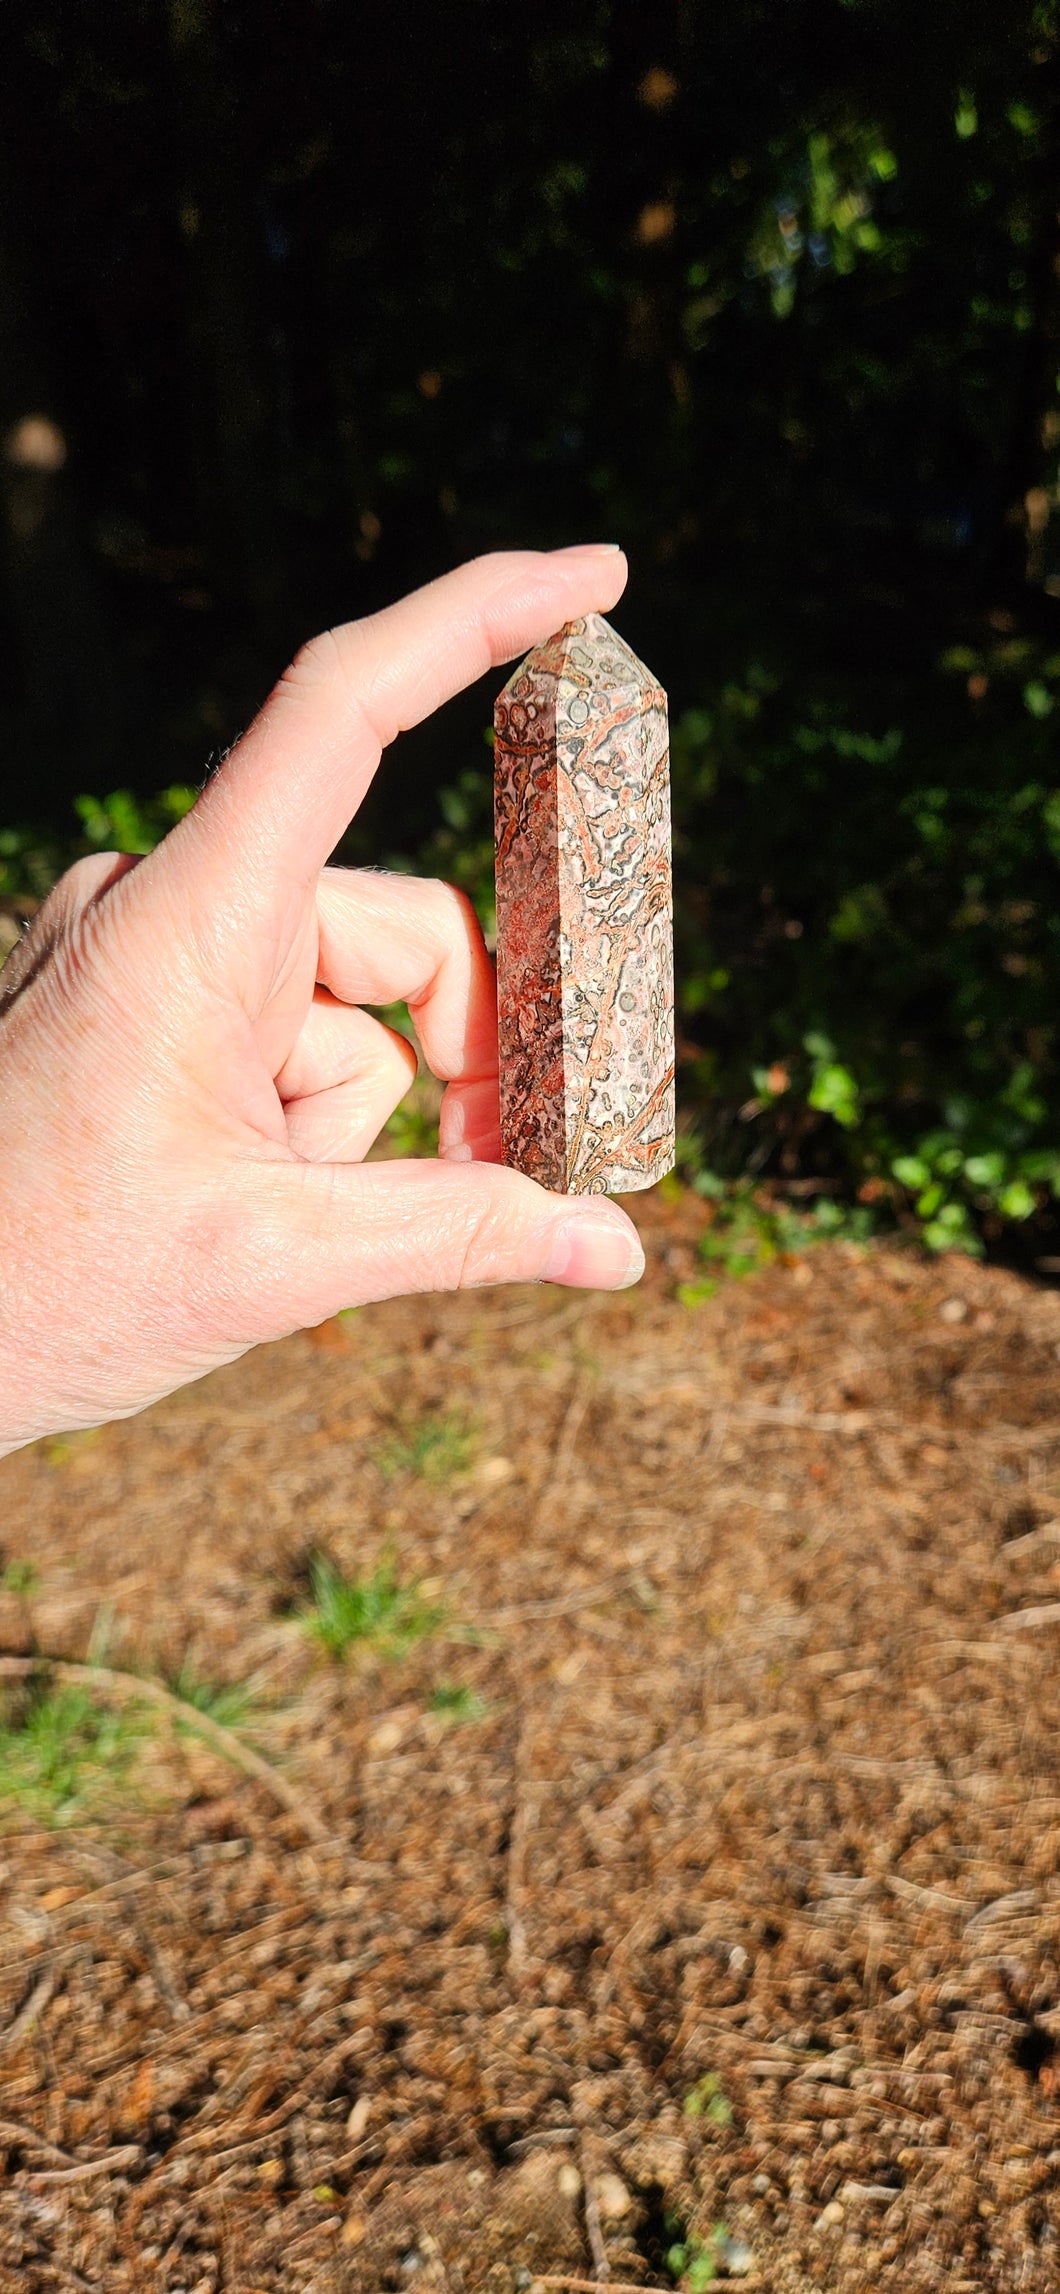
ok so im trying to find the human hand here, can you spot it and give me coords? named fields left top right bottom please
left=0, top=549, right=646, bottom=1455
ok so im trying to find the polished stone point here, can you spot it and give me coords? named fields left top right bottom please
left=494, top=612, right=676, bottom=1195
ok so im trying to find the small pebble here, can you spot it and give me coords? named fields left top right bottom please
left=556, top=2161, right=582, bottom=2199
left=939, top=1297, right=968, bottom=1324
left=596, top=2171, right=631, bottom=2220
left=477, top=1454, right=515, bottom=1485
left=718, top=2235, right=755, bottom=2275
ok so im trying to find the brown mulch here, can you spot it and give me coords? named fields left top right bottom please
left=2, top=1190, right=1060, bottom=2291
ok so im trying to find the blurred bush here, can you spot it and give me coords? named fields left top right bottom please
left=6, top=627, right=1060, bottom=1260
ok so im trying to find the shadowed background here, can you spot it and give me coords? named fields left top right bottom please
left=3, top=0, right=1060, bottom=1253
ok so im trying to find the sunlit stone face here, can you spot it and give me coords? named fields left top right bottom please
left=494, top=614, right=675, bottom=1195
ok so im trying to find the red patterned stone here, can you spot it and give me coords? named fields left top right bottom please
left=494, top=613, right=675, bottom=1195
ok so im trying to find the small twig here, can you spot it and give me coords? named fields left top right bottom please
left=506, top=1703, right=538, bottom=1981
left=506, top=2126, right=578, bottom=2156
left=700, top=1404, right=730, bottom=1466
left=131, top=1907, right=189, bottom=2023
left=608, top=1371, right=1060, bottom=1457
left=0, top=1844, right=251, bottom=1982
left=289, top=2110, right=311, bottom=2192
left=23, top=2143, right=141, bottom=2185
left=0, top=1969, right=55, bottom=2058
left=0, top=2116, right=76, bottom=2166
left=168, top=2026, right=373, bottom=2155
left=534, top=2280, right=674, bottom=2294
left=487, top=1571, right=640, bottom=1626
left=485, top=1297, right=587, bottom=1335
left=995, top=1603, right=1060, bottom=1631
left=283, top=2215, right=342, bottom=2254
left=533, top=1372, right=593, bottom=1530
left=0, top=1656, right=329, bottom=1842
left=730, top=1402, right=871, bottom=1434
left=579, top=2137, right=610, bottom=2283
left=887, top=1874, right=967, bottom=1916
left=964, top=1889, right=1040, bottom=1936
left=999, top=1520, right=1060, bottom=1561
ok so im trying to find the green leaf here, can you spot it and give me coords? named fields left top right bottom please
left=997, top=1179, right=1036, bottom=1221
left=808, top=1062, right=860, bottom=1129
left=1042, top=790, right=1060, bottom=858
left=963, top=1152, right=1005, bottom=1189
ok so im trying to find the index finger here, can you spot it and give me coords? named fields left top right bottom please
left=167, top=546, right=627, bottom=921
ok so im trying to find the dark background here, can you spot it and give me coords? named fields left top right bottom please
left=3, top=0, right=1060, bottom=1249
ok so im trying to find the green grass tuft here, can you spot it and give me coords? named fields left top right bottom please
left=665, top=2218, right=732, bottom=2289
left=167, top=1663, right=259, bottom=1732
left=299, top=1552, right=445, bottom=1661
left=376, top=1409, right=476, bottom=1485
left=428, top=1681, right=489, bottom=1724
left=0, top=1675, right=149, bottom=1825
left=677, top=1183, right=876, bottom=1304
left=1, top=1559, right=39, bottom=1597
left=683, top=2071, right=734, bottom=2126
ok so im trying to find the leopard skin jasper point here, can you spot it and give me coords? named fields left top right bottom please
left=493, top=612, right=675, bottom=1195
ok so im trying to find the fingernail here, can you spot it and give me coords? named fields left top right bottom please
left=553, top=541, right=624, bottom=557
left=543, top=1213, right=645, bottom=1290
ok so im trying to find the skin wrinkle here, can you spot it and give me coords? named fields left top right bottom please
left=265, top=638, right=388, bottom=814
left=285, top=1052, right=419, bottom=1165
left=277, top=996, right=418, bottom=1108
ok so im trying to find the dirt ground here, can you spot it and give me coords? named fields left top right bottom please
left=2, top=1189, right=1060, bottom=2292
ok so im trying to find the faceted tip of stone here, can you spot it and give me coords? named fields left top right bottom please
left=499, top=613, right=659, bottom=702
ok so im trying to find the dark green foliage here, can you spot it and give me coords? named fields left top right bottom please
left=2, top=3, right=1060, bottom=1250
left=668, top=644, right=1060, bottom=1250
left=0, top=790, right=196, bottom=901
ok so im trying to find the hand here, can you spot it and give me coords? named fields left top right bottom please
left=0, top=548, right=645, bottom=1454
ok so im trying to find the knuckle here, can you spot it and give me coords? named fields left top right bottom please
left=0, top=852, right=135, bottom=1020
left=279, top=627, right=346, bottom=695
left=451, top=1165, right=521, bottom=1289
left=277, top=624, right=387, bottom=747
left=57, top=852, right=120, bottom=904
left=422, top=876, right=484, bottom=945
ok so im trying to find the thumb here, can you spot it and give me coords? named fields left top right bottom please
left=228, top=1156, right=646, bottom=1331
